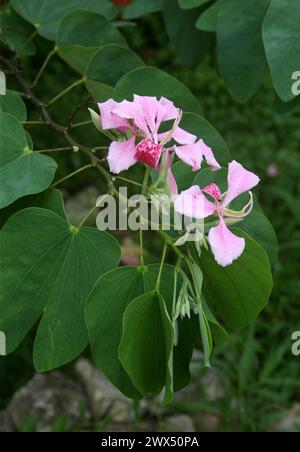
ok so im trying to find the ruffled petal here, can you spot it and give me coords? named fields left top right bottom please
left=174, top=186, right=216, bottom=219
left=208, top=218, right=245, bottom=267
left=159, top=97, right=180, bottom=121
left=166, top=151, right=178, bottom=196
left=223, top=160, right=260, bottom=208
left=174, top=142, right=203, bottom=171
left=107, top=138, right=137, bottom=174
left=98, top=99, right=128, bottom=130
left=199, top=139, right=221, bottom=171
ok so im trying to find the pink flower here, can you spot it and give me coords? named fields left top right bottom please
left=97, top=96, right=221, bottom=179
left=174, top=161, right=260, bottom=267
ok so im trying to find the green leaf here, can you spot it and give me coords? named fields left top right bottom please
left=123, top=0, right=162, bottom=19
left=203, top=298, right=229, bottom=346
left=114, top=66, right=202, bottom=114
left=198, top=229, right=273, bottom=332
left=263, top=0, right=300, bottom=101
left=217, top=0, right=270, bottom=102
left=0, top=113, right=57, bottom=208
left=11, top=0, right=117, bottom=40
left=0, top=89, right=27, bottom=122
left=179, top=0, right=212, bottom=9
left=162, top=0, right=211, bottom=67
left=56, top=11, right=127, bottom=74
left=0, top=10, right=36, bottom=56
left=196, top=0, right=221, bottom=32
left=193, top=168, right=278, bottom=266
left=0, top=188, right=66, bottom=228
left=86, top=44, right=144, bottom=87
left=86, top=265, right=198, bottom=398
left=119, top=291, right=174, bottom=396
left=85, top=81, right=114, bottom=103
left=0, top=207, right=120, bottom=371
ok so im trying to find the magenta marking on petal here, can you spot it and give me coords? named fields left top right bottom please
left=135, top=139, right=163, bottom=169
left=202, top=183, right=222, bottom=203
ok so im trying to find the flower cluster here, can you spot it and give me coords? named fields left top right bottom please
left=95, top=95, right=260, bottom=267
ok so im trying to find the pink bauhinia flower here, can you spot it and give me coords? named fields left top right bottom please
left=97, top=95, right=221, bottom=183
left=174, top=161, right=260, bottom=267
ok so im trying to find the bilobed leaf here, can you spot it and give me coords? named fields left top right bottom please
left=56, top=11, right=127, bottom=74
left=162, top=0, right=211, bottom=67
left=217, top=0, right=270, bottom=102
left=86, top=45, right=144, bottom=87
left=0, top=113, right=57, bottom=208
left=198, top=229, right=273, bottom=332
left=179, top=0, right=212, bottom=9
left=0, top=188, right=66, bottom=228
left=119, top=291, right=174, bottom=396
left=196, top=0, right=221, bottom=32
left=114, top=66, right=202, bottom=114
left=10, top=0, right=117, bottom=40
left=85, top=265, right=198, bottom=398
left=0, top=89, right=27, bottom=122
left=123, top=0, right=162, bottom=19
left=263, top=0, right=300, bottom=101
left=0, top=207, right=120, bottom=371
left=85, top=81, right=114, bottom=103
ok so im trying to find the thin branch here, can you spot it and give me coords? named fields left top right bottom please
left=51, top=163, right=93, bottom=188
left=46, top=77, right=85, bottom=107
left=32, top=47, right=57, bottom=88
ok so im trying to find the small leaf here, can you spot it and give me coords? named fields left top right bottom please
left=0, top=89, right=27, bottom=122
left=0, top=113, right=57, bottom=208
left=179, top=0, right=211, bottom=9
left=196, top=0, right=221, bottom=32
left=123, top=0, right=162, bottom=19
left=119, top=291, right=174, bottom=396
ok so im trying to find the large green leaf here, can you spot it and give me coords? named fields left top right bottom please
left=0, top=113, right=57, bottom=208
left=119, top=291, right=174, bottom=396
left=162, top=0, right=211, bottom=67
left=0, top=10, right=36, bottom=56
left=0, top=207, right=120, bottom=371
left=123, top=0, right=162, bottom=19
left=114, top=66, right=202, bottom=114
left=193, top=168, right=278, bottom=266
left=198, top=229, right=273, bottom=332
left=86, top=265, right=198, bottom=398
left=263, top=0, right=300, bottom=101
left=0, top=89, right=27, bottom=122
left=56, top=11, right=127, bottom=74
left=217, top=0, right=270, bottom=102
left=86, top=45, right=144, bottom=87
left=11, top=0, right=117, bottom=40
left=0, top=188, right=66, bottom=228
left=179, top=0, right=212, bottom=8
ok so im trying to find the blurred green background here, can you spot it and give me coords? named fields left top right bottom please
left=1, top=9, right=300, bottom=432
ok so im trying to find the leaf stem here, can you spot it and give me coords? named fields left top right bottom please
left=78, top=205, right=98, bottom=228
left=46, top=77, right=85, bottom=107
left=51, top=163, right=93, bottom=188
left=156, top=242, right=168, bottom=291
left=37, top=146, right=76, bottom=153
left=32, top=47, right=57, bottom=88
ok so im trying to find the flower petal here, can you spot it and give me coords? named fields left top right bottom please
left=107, top=138, right=137, bottom=174
left=174, top=142, right=203, bottom=171
left=223, top=160, right=260, bottom=208
left=174, top=186, right=216, bottom=219
left=98, top=99, right=128, bottom=130
left=159, top=96, right=180, bottom=121
left=166, top=150, right=178, bottom=196
left=208, top=218, right=245, bottom=267
left=199, top=139, right=221, bottom=171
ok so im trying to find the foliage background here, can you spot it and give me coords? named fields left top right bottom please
left=0, top=2, right=300, bottom=432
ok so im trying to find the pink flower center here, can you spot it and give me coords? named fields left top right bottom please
left=202, top=183, right=222, bottom=203
left=135, top=139, right=163, bottom=169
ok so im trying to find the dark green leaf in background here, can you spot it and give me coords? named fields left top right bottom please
left=0, top=208, right=120, bottom=371
left=263, top=0, right=300, bottom=102
left=0, top=10, right=36, bottom=56
left=10, top=0, right=117, bottom=40
left=0, top=113, right=57, bottom=208
left=123, top=0, right=162, bottom=20
left=179, top=0, right=212, bottom=9
left=196, top=0, right=221, bottom=32
left=217, top=0, right=271, bottom=102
